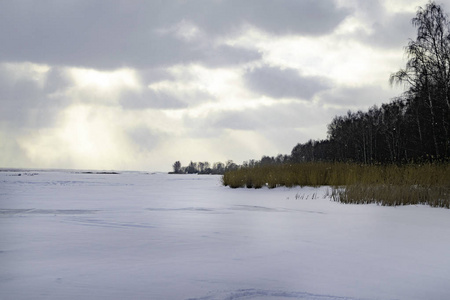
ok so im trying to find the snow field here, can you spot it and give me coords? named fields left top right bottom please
left=1, top=171, right=449, bottom=300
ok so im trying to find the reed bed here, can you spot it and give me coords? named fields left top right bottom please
left=333, top=184, right=449, bottom=208
left=222, top=162, right=450, bottom=208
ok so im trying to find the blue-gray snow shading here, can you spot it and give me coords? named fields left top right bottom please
left=187, top=288, right=372, bottom=299
left=1, top=171, right=450, bottom=300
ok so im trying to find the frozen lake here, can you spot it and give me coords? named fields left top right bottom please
left=1, top=170, right=449, bottom=300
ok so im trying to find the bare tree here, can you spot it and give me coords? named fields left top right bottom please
left=390, top=1, right=450, bottom=159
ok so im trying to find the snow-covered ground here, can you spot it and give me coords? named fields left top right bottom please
left=1, top=170, right=449, bottom=300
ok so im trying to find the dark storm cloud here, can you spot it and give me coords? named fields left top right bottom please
left=245, top=66, right=330, bottom=100
left=0, top=0, right=348, bottom=69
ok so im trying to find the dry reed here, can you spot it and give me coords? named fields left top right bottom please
left=222, top=162, right=450, bottom=208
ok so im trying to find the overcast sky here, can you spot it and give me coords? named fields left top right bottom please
left=1, top=0, right=449, bottom=172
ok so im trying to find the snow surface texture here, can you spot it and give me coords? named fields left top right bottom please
left=1, top=171, right=449, bottom=300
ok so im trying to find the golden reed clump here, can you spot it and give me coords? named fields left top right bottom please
left=222, top=162, right=450, bottom=208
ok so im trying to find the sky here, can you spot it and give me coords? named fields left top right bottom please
left=1, top=0, right=449, bottom=172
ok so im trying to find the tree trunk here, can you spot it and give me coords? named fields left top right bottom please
left=427, top=88, right=440, bottom=158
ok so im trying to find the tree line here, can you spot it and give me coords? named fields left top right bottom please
left=172, top=2, right=449, bottom=173
left=170, top=156, right=295, bottom=174
left=292, top=1, right=449, bottom=164
left=171, top=160, right=239, bottom=174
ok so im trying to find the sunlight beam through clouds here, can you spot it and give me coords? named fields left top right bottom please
left=1, top=0, right=448, bottom=171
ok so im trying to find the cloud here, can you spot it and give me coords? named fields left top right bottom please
left=188, top=0, right=350, bottom=35
left=119, top=88, right=215, bottom=110
left=369, top=13, right=415, bottom=48
left=355, top=10, right=416, bottom=49
left=334, top=0, right=418, bottom=49
left=0, top=62, right=72, bottom=128
left=191, top=101, right=335, bottom=133
left=0, top=128, right=33, bottom=168
left=120, top=65, right=223, bottom=110
left=180, top=101, right=343, bottom=159
left=4, top=0, right=450, bottom=172
left=317, top=84, right=401, bottom=109
left=200, top=45, right=262, bottom=68
left=0, top=0, right=347, bottom=69
left=126, top=126, right=162, bottom=153
left=119, top=89, right=193, bottom=110
left=244, top=66, right=330, bottom=100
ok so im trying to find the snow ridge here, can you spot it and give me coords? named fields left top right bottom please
left=187, top=288, right=374, bottom=300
